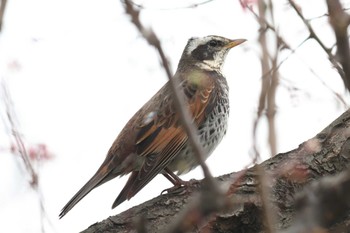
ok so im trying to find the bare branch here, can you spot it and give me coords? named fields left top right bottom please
left=126, top=0, right=215, bottom=10
left=1, top=82, right=38, bottom=186
left=250, top=1, right=280, bottom=232
left=295, top=54, right=350, bottom=109
left=1, top=80, right=56, bottom=233
left=266, top=0, right=278, bottom=159
left=327, top=0, right=350, bottom=92
left=246, top=3, right=346, bottom=106
left=248, top=1, right=279, bottom=159
left=308, top=7, right=350, bottom=21
left=288, top=0, right=346, bottom=87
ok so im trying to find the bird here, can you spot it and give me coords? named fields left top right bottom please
left=59, top=35, right=246, bottom=218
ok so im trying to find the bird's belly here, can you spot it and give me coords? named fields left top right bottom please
left=168, top=102, right=229, bottom=175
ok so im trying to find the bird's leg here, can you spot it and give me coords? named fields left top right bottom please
left=161, top=167, right=198, bottom=195
left=162, top=167, right=185, bottom=185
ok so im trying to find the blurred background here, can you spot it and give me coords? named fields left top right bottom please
left=0, top=0, right=349, bottom=232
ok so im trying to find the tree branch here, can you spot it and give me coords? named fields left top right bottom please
left=81, top=109, right=350, bottom=233
left=326, top=0, right=350, bottom=92
left=288, top=0, right=346, bottom=88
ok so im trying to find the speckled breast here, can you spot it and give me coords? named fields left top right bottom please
left=168, top=77, right=229, bottom=175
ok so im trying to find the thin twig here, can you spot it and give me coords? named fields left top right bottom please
left=288, top=0, right=346, bottom=84
left=308, top=7, right=350, bottom=21
left=1, top=81, right=57, bottom=233
left=247, top=0, right=346, bottom=104
left=246, top=4, right=291, bottom=51
left=126, top=0, right=215, bottom=10
left=2, top=82, right=38, bottom=186
left=248, top=4, right=348, bottom=109
left=293, top=53, right=350, bottom=109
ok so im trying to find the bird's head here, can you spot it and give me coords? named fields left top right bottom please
left=179, top=35, right=246, bottom=71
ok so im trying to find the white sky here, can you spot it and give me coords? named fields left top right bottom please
left=0, top=0, right=348, bottom=232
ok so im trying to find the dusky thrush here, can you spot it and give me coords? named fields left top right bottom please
left=59, top=35, right=246, bottom=218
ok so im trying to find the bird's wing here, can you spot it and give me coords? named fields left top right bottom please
left=112, top=75, right=217, bottom=208
left=112, top=131, right=187, bottom=208
left=135, top=77, right=216, bottom=156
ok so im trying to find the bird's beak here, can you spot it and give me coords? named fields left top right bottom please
left=225, top=39, right=247, bottom=48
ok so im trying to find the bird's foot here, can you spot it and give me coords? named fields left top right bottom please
left=161, top=179, right=200, bottom=195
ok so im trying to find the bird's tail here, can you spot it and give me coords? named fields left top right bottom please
left=59, top=163, right=115, bottom=219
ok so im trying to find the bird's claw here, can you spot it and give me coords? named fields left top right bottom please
left=160, top=179, right=200, bottom=195
left=161, top=185, right=186, bottom=195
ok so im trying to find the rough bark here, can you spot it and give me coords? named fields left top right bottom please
left=81, top=109, right=350, bottom=233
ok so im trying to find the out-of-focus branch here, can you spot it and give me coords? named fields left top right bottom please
left=265, top=0, right=278, bottom=159
left=123, top=1, right=172, bottom=78
left=308, top=7, right=350, bottom=21
left=246, top=4, right=291, bottom=51
left=127, top=0, right=215, bottom=10
left=246, top=2, right=348, bottom=107
left=122, top=1, right=224, bottom=232
left=288, top=0, right=346, bottom=87
left=249, top=0, right=279, bottom=159
left=295, top=53, right=350, bottom=109
left=283, top=169, right=350, bottom=233
left=0, top=0, right=7, bottom=31
left=259, top=1, right=276, bottom=232
left=326, top=0, right=350, bottom=92
left=1, top=82, right=38, bottom=187
left=250, top=1, right=280, bottom=232
left=1, top=81, right=56, bottom=233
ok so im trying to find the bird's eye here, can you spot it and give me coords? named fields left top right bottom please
left=209, top=40, right=218, bottom=47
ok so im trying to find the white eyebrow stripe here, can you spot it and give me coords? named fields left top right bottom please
left=184, top=35, right=227, bottom=55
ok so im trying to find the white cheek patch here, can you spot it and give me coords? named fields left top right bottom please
left=196, top=62, right=212, bottom=71
left=202, top=60, right=219, bottom=70
left=198, top=50, right=227, bottom=71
